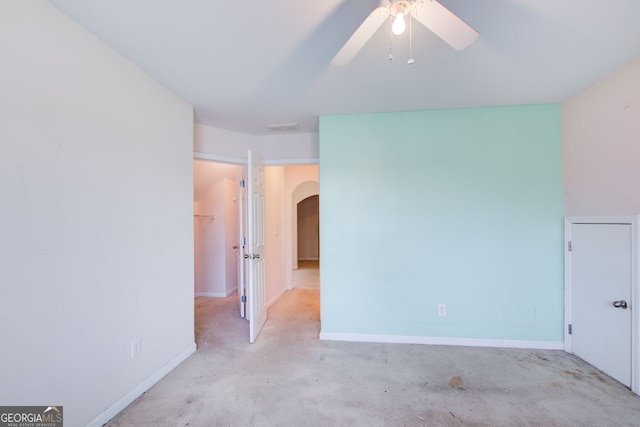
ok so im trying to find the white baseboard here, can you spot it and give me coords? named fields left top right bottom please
left=196, top=292, right=226, bottom=298
left=87, top=343, right=197, bottom=427
left=319, top=332, right=563, bottom=350
left=267, top=287, right=288, bottom=309
left=195, top=287, right=237, bottom=298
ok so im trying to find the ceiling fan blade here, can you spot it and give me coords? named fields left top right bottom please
left=412, top=0, right=479, bottom=51
left=331, top=6, right=390, bottom=66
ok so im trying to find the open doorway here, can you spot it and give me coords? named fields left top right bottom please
left=194, top=160, right=319, bottom=343
left=288, top=172, right=320, bottom=295
left=264, top=165, right=320, bottom=328
left=294, top=195, right=319, bottom=289
left=297, top=195, right=319, bottom=262
left=193, top=160, right=242, bottom=299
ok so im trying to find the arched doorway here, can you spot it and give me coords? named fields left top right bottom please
left=291, top=181, right=319, bottom=270
left=297, top=195, right=319, bottom=262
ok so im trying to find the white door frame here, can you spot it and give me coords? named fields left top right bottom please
left=194, top=152, right=321, bottom=330
left=564, top=216, right=640, bottom=393
left=192, top=154, right=247, bottom=316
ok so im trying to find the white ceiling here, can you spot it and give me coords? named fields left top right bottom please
left=50, top=0, right=640, bottom=135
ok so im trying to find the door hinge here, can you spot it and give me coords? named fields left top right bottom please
left=241, top=295, right=247, bottom=303
left=242, top=237, right=246, bottom=246
left=567, top=241, right=572, bottom=252
left=239, top=179, right=246, bottom=188
left=568, top=324, right=572, bottom=335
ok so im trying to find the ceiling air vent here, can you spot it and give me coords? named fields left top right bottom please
left=264, top=123, right=300, bottom=132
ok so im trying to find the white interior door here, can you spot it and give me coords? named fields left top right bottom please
left=570, top=222, right=632, bottom=387
left=237, top=168, right=246, bottom=318
left=247, top=150, right=267, bottom=343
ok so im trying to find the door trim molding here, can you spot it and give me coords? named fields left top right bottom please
left=193, top=151, right=246, bottom=165
left=564, top=216, right=640, bottom=394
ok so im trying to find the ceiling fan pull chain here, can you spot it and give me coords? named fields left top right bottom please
left=388, top=14, right=394, bottom=60
left=407, top=7, right=415, bottom=64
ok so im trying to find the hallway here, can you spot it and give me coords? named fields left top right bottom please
left=292, top=260, right=320, bottom=290
left=264, top=260, right=321, bottom=322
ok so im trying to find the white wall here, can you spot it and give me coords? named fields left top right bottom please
left=194, top=123, right=319, bottom=164
left=256, top=133, right=320, bottom=164
left=265, top=167, right=288, bottom=306
left=563, top=58, right=640, bottom=216
left=0, top=2, right=195, bottom=426
left=194, top=124, right=252, bottom=163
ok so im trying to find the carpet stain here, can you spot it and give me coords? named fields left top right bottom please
left=590, top=370, right=607, bottom=383
left=449, top=376, right=464, bottom=388
left=563, top=370, right=584, bottom=381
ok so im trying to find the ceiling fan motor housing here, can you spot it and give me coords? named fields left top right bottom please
left=390, top=0, right=412, bottom=16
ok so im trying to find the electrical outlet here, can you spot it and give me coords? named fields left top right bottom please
left=437, top=304, right=447, bottom=317
left=131, top=338, right=142, bottom=359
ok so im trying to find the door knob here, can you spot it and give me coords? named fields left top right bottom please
left=613, top=300, right=628, bottom=309
left=252, top=254, right=260, bottom=260
left=233, top=245, right=238, bottom=249
left=244, top=254, right=250, bottom=259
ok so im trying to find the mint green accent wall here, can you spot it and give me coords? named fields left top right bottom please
left=319, top=105, right=563, bottom=341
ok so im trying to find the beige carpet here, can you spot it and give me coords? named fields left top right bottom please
left=107, top=280, right=640, bottom=426
left=292, top=260, right=320, bottom=290
left=269, top=289, right=319, bottom=322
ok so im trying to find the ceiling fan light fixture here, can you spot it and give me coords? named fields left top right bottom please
left=390, top=1, right=410, bottom=35
left=330, top=0, right=479, bottom=67
left=392, top=12, right=406, bottom=35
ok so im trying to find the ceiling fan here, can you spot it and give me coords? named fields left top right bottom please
left=331, top=0, right=479, bottom=66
